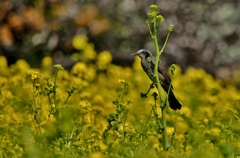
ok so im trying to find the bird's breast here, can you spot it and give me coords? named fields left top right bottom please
left=141, top=60, right=156, bottom=83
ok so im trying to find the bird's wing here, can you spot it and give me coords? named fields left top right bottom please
left=150, top=56, right=173, bottom=89
left=157, top=61, right=173, bottom=89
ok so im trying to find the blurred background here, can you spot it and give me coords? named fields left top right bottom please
left=0, top=0, right=239, bottom=79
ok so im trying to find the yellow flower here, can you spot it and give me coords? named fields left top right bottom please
left=97, top=50, right=112, bottom=70
left=12, top=59, right=30, bottom=72
left=176, top=120, right=189, bottom=134
left=3, top=90, right=14, bottom=100
left=175, top=134, right=184, bottom=141
left=72, top=35, right=88, bottom=50
left=31, top=71, right=41, bottom=80
left=203, top=118, right=209, bottom=124
left=54, top=64, right=64, bottom=71
left=0, top=56, right=8, bottom=69
left=71, top=62, right=96, bottom=82
left=42, top=56, right=52, bottom=67
left=167, top=127, right=175, bottom=136
left=150, top=5, right=158, bottom=10
left=13, top=144, right=24, bottom=156
left=88, top=152, right=106, bottom=158
left=71, top=52, right=81, bottom=61
left=83, top=43, right=97, bottom=60
left=118, top=79, right=126, bottom=84
left=178, top=106, right=192, bottom=118
left=209, top=127, right=221, bottom=137
left=71, top=62, right=87, bottom=77
left=92, top=95, right=104, bottom=105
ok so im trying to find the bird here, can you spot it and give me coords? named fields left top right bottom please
left=132, top=49, right=182, bottom=110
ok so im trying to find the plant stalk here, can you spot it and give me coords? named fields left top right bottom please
left=152, top=20, right=172, bottom=150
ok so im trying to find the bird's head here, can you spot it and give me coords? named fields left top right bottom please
left=131, top=49, right=153, bottom=59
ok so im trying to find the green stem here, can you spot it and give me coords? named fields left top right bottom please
left=64, top=95, right=71, bottom=105
left=118, top=83, right=126, bottom=122
left=152, top=21, right=163, bottom=102
left=161, top=107, right=168, bottom=149
left=152, top=20, right=168, bottom=150
left=159, top=29, right=171, bottom=56
left=33, top=82, right=42, bottom=136
left=53, top=71, right=58, bottom=107
left=160, top=32, right=173, bottom=150
left=67, top=125, right=75, bottom=148
left=33, top=83, right=37, bottom=111
left=122, top=108, right=129, bottom=133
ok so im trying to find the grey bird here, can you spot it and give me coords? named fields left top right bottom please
left=132, top=49, right=182, bottom=110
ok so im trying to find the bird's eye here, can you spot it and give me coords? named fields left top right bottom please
left=145, top=52, right=149, bottom=57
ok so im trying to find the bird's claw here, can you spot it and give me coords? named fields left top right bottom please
left=141, top=92, right=147, bottom=98
left=140, top=83, right=156, bottom=98
left=150, top=83, right=155, bottom=89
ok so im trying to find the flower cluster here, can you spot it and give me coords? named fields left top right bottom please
left=0, top=34, right=239, bottom=157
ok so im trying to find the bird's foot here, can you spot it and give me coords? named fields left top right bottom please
left=140, top=83, right=155, bottom=98
left=140, top=92, right=148, bottom=98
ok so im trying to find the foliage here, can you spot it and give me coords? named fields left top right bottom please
left=0, top=33, right=240, bottom=157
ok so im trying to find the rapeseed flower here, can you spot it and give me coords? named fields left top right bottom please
left=97, top=50, right=112, bottom=70
left=72, top=35, right=88, bottom=50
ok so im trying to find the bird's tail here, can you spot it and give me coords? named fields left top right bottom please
left=168, top=91, right=182, bottom=110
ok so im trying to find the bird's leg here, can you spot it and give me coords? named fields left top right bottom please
left=141, top=83, right=155, bottom=98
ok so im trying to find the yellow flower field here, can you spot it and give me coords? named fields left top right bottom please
left=0, top=35, right=240, bottom=158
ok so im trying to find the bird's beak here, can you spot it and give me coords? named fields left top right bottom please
left=131, top=52, right=138, bottom=56
left=131, top=50, right=142, bottom=56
